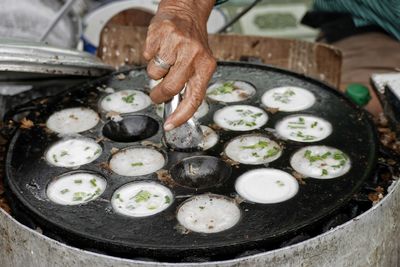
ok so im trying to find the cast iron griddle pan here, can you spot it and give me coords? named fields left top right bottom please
left=5, top=62, right=378, bottom=260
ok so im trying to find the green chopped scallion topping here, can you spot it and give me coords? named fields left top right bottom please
left=311, top=121, right=318, bottom=128
left=60, top=189, right=69, bottom=194
left=72, top=192, right=86, bottom=201
left=264, top=147, right=280, bottom=158
left=296, top=131, right=316, bottom=141
left=250, top=113, right=263, bottom=119
left=245, top=121, right=257, bottom=127
left=132, top=190, right=151, bottom=203
left=240, top=140, right=270, bottom=150
left=90, top=178, right=97, bottom=187
left=122, top=93, right=136, bottom=104
left=115, top=193, right=124, bottom=202
left=207, top=81, right=235, bottom=95
left=272, top=89, right=295, bottom=103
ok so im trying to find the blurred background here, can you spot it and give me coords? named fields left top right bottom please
left=218, top=0, right=316, bottom=40
left=0, top=0, right=318, bottom=51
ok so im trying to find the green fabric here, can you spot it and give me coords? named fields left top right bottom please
left=313, top=0, right=400, bottom=40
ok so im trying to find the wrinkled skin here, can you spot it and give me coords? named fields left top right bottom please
left=143, top=0, right=216, bottom=131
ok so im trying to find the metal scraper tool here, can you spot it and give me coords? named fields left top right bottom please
left=163, top=85, right=204, bottom=151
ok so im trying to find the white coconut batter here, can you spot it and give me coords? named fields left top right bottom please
left=213, top=105, right=268, bottom=131
left=235, top=168, right=299, bottom=204
left=45, top=138, right=102, bottom=168
left=100, top=89, right=152, bottom=113
left=261, top=86, right=316, bottom=112
left=109, top=147, right=165, bottom=176
left=206, top=81, right=256, bottom=102
left=47, top=172, right=106, bottom=205
left=199, top=125, right=219, bottom=151
left=177, top=194, right=241, bottom=234
left=225, top=135, right=282, bottom=165
left=275, top=115, right=332, bottom=142
left=112, top=182, right=173, bottom=217
left=290, top=146, right=351, bottom=179
left=46, top=107, right=100, bottom=134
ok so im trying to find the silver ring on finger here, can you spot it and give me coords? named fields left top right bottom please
left=153, top=55, right=171, bottom=70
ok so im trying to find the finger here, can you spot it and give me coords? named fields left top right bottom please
left=163, top=96, right=200, bottom=131
left=146, top=57, right=172, bottom=81
left=150, top=55, right=195, bottom=104
left=182, top=56, right=216, bottom=101
left=146, top=38, right=179, bottom=80
left=164, top=64, right=213, bottom=130
left=143, top=25, right=161, bottom=61
left=164, top=56, right=216, bottom=129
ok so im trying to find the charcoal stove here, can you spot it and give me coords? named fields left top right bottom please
left=0, top=62, right=399, bottom=266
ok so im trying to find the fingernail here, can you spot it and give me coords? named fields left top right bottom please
left=164, top=123, right=175, bottom=131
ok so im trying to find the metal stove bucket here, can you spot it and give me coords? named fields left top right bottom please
left=0, top=180, right=399, bottom=267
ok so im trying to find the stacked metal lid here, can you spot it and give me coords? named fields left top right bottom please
left=0, top=39, right=114, bottom=80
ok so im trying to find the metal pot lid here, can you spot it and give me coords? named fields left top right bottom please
left=0, top=39, right=114, bottom=80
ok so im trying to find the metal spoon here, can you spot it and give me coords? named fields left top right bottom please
left=163, top=85, right=204, bottom=151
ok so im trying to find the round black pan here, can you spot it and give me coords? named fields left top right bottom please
left=5, top=62, right=378, bottom=260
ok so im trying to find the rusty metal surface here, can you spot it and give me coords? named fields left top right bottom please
left=0, top=131, right=9, bottom=214
left=0, top=175, right=399, bottom=267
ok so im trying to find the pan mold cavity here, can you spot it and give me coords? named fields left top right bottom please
left=170, top=156, right=232, bottom=189
left=177, top=194, right=241, bottom=233
left=46, top=172, right=107, bottom=205
left=111, top=182, right=173, bottom=217
left=45, top=137, right=102, bottom=168
left=102, top=115, right=159, bottom=143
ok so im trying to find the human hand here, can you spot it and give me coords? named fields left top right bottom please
left=143, top=0, right=217, bottom=131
